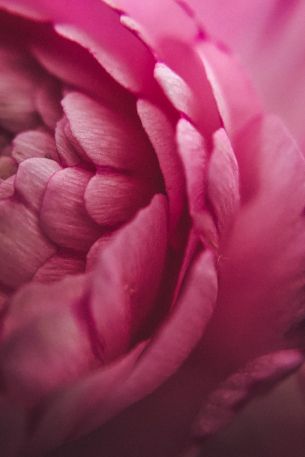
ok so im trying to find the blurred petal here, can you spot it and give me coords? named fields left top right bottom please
left=31, top=250, right=217, bottom=456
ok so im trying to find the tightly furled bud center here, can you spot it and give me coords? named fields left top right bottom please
left=0, top=12, right=161, bottom=302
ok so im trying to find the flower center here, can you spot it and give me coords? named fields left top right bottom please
left=0, top=11, right=162, bottom=297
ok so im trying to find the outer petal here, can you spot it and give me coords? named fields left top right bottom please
left=187, top=0, right=305, bottom=152
left=0, top=0, right=157, bottom=94
left=30, top=250, right=218, bottom=456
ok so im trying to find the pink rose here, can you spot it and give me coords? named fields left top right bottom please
left=0, top=1, right=304, bottom=457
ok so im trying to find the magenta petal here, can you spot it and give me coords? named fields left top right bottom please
left=90, top=194, right=168, bottom=360
left=0, top=308, right=93, bottom=407
left=55, top=117, right=82, bottom=167
left=15, top=158, right=61, bottom=211
left=12, top=130, right=59, bottom=163
left=193, top=349, right=304, bottom=438
left=137, top=100, right=185, bottom=232
left=40, top=167, right=101, bottom=252
left=84, top=172, right=152, bottom=226
left=62, top=92, right=154, bottom=172
left=197, top=41, right=262, bottom=137
left=0, top=199, right=55, bottom=288
left=86, top=235, right=114, bottom=271
left=208, top=128, right=240, bottom=236
left=54, top=15, right=156, bottom=94
left=204, top=116, right=305, bottom=368
left=29, top=251, right=217, bottom=456
left=177, top=118, right=207, bottom=214
left=29, top=343, right=146, bottom=456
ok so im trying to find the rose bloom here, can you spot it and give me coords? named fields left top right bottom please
left=0, top=1, right=305, bottom=457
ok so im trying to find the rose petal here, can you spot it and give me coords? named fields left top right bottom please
left=55, top=117, right=82, bottom=167
left=34, top=253, right=85, bottom=283
left=86, top=234, right=114, bottom=272
left=15, top=157, right=61, bottom=211
left=137, top=99, right=185, bottom=232
left=40, top=167, right=101, bottom=252
left=197, top=41, right=262, bottom=137
left=176, top=118, right=207, bottom=214
left=12, top=130, right=59, bottom=163
left=201, top=116, right=305, bottom=370
left=0, top=306, right=94, bottom=407
left=90, top=194, right=168, bottom=360
left=207, top=128, right=240, bottom=236
left=84, top=172, right=153, bottom=226
left=0, top=199, right=56, bottom=288
left=30, top=251, right=217, bottom=455
left=193, top=349, right=304, bottom=438
left=62, top=92, right=156, bottom=173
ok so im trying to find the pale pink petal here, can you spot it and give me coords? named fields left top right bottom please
left=207, top=128, right=240, bottom=236
left=137, top=100, right=185, bottom=232
left=0, top=199, right=56, bottom=288
left=12, top=130, right=59, bottom=162
left=84, top=172, right=153, bottom=226
left=40, top=167, right=101, bottom=252
left=176, top=118, right=207, bottom=214
left=62, top=92, right=157, bottom=173
left=197, top=41, right=263, bottom=137
left=30, top=251, right=217, bottom=456
left=55, top=20, right=157, bottom=95
left=154, top=62, right=217, bottom=135
left=15, top=158, right=61, bottom=211
left=33, top=253, right=85, bottom=282
left=90, top=194, right=168, bottom=360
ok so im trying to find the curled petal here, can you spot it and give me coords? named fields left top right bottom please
left=207, top=128, right=240, bottom=236
left=15, top=157, right=61, bottom=211
left=12, top=130, right=59, bottom=163
left=90, top=194, right=168, bottom=360
left=84, top=172, right=153, bottom=226
left=40, top=167, right=101, bottom=252
left=0, top=199, right=56, bottom=288
left=137, top=99, right=185, bottom=232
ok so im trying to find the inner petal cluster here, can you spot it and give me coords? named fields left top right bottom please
left=0, top=14, right=161, bottom=305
